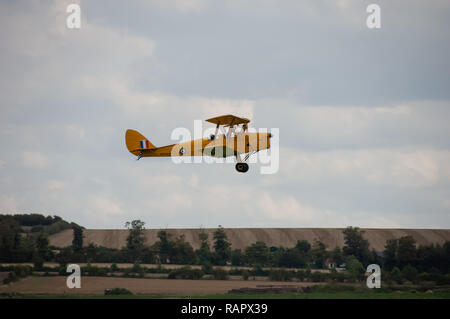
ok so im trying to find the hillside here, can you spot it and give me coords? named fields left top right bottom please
left=0, top=213, right=81, bottom=236
left=48, top=228, right=450, bottom=252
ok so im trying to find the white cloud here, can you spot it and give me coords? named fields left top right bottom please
left=79, top=74, right=255, bottom=122
left=66, top=125, right=85, bottom=140
left=89, top=195, right=123, bottom=216
left=21, top=151, right=50, bottom=170
left=256, top=191, right=410, bottom=228
left=258, top=192, right=333, bottom=223
left=48, top=180, right=66, bottom=190
left=0, top=1, right=157, bottom=112
left=278, top=147, right=450, bottom=188
left=188, top=174, right=200, bottom=188
left=256, top=99, right=450, bottom=150
left=1, top=1, right=449, bottom=230
left=158, top=192, right=193, bottom=213
left=139, top=0, right=209, bottom=12
left=0, top=194, right=18, bottom=213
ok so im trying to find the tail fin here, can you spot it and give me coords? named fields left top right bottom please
left=125, top=129, right=156, bottom=155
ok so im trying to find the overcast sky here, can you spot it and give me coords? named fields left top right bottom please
left=1, top=0, right=449, bottom=229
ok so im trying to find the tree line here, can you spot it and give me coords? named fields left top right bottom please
left=1, top=215, right=449, bottom=278
left=61, top=222, right=450, bottom=276
left=0, top=214, right=81, bottom=264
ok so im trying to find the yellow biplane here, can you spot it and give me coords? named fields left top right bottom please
left=125, top=114, right=272, bottom=173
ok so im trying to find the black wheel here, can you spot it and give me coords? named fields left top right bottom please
left=235, top=163, right=249, bottom=173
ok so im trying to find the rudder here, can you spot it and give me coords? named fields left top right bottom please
left=125, top=129, right=156, bottom=156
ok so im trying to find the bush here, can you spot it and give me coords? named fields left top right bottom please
left=130, top=261, right=146, bottom=277
left=402, top=264, right=418, bottom=283
left=104, top=288, right=133, bottom=295
left=13, top=265, right=32, bottom=278
left=345, top=256, right=365, bottom=276
left=33, top=257, right=44, bottom=270
left=2, top=266, right=31, bottom=285
left=168, top=266, right=204, bottom=280
left=242, top=270, right=250, bottom=280
left=295, top=270, right=306, bottom=282
left=131, top=261, right=142, bottom=273
left=391, top=266, right=403, bottom=284
left=306, top=283, right=356, bottom=294
left=201, top=261, right=213, bottom=275
left=268, top=269, right=294, bottom=282
left=0, top=266, right=13, bottom=272
left=3, top=272, right=17, bottom=285
left=310, top=271, right=328, bottom=282
left=332, top=271, right=351, bottom=283
left=212, top=268, right=229, bottom=280
left=417, top=272, right=450, bottom=285
left=228, top=268, right=242, bottom=276
left=147, top=266, right=170, bottom=274
left=30, top=226, right=44, bottom=233
left=250, top=264, right=268, bottom=277
left=110, top=263, right=119, bottom=272
left=81, top=264, right=108, bottom=276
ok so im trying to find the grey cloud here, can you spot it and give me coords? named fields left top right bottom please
left=1, top=1, right=449, bottom=229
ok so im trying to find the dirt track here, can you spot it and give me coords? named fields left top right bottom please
left=0, top=276, right=320, bottom=295
left=48, top=228, right=450, bottom=251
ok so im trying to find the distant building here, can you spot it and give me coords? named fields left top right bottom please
left=375, top=251, right=385, bottom=258
left=325, top=257, right=336, bottom=269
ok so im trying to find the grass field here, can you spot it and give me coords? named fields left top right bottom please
left=1, top=292, right=449, bottom=299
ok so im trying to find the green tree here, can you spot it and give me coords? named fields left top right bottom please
left=110, top=263, right=119, bottom=272
left=311, top=240, right=327, bottom=269
left=197, top=231, right=212, bottom=264
left=345, top=255, right=365, bottom=277
left=169, top=235, right=195, bottom=264
left=402, top=264, right=418, bottom=283
left=55, top=246, right=74, bottom=267
left=278, top=248, right=307, bottom=268
left=156, top=230, right=171, bottom=264
left=199, top=231, right=208, bottom=243
left=231, top=249, right=244, bottom=266
left=391, top=266, right=403, bottom=284
left=0, top=218, right=21, bottom=262
left=397, top=236, right=417, bottom=267
left=213, top=225, right=231, bottom=265
left=125, top=220, right=147, bottom=261
left=245, top=241, right=270, bottom=266
left=72, top=226, right=84, bottom=252
left=331, top=247, right=345, bottom=267
left=384, top=238, right=398, bottom=270
left=342, top=226, right=370, bottom=265
left=295, top=240, right=311, bottom=254
left=36, top=233, right=50, bottom=260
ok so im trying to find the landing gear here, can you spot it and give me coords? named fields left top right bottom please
left=235, top=162, right=249, bottom=173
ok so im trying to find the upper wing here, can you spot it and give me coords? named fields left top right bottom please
left=206, top=114, right=250, bottom=126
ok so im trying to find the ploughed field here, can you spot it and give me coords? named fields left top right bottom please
left=0, top=276, right=322, bottom=296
